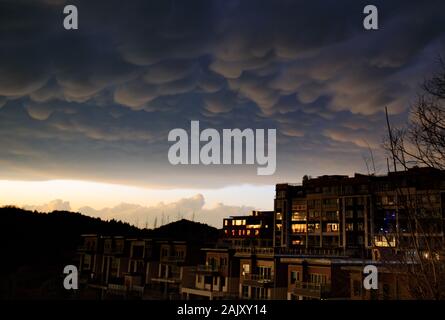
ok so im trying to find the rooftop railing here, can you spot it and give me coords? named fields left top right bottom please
left=234, top=246, right=347, bottom=257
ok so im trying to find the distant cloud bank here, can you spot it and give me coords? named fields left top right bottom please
left=22, top=194, right=254, bottom=228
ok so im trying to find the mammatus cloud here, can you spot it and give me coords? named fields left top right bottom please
left=21, top=194, right=254, bottom=228
left=0, top=0, right=444, bottom=188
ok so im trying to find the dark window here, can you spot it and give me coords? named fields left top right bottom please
left=133, top=245, right=144, bottom=258
left=242, top=285, right=249, bottom=298
left=353, top=280, right=361, bottom=296
left=291, top=271, right=298, bottom=284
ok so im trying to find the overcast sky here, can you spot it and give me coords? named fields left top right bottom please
left=0, top=0, right=444, bottom=226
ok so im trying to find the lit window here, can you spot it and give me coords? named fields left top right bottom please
left=292, top=224, right=307, bottom=233
left=327, top=223, right=339, bottom=232
left=242, top=264, right=250, bottom=275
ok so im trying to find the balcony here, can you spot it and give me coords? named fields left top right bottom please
left=279, top=247, right=347, bottom=257
left=77, top=245, right=97, bottom=252
left=181, top=286, right=237, bottom=300
left=241, top=274, right=274, bottom=287
left=161, top=255, right=186, bottom=263
left=234, top=246, right=347, bottom=258
left=151, top=271, right=181, bottom=284
left=104, top=246, right=125, bottom=255
left=234, top=246, right=275, bottom=257
left=292, top=282, right=331, bottom=299
left=196, top=264, right=226, bottom=274
left=321, top=215, right=339, bottom=221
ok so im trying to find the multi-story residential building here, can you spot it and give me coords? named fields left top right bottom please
left=150, top=241, right=203, bottom=299
left=344, top=264, right=412, bottom=300
left=78, top=234, right=210, bottom=300
left=223, top=211, right=274, bottom=248
left=275, top=175, right=373, bottom=254
left=235, top=246, right=288, bottom=300
left=77, top=167, right=445, bottom=300
left=285, top=257, right=369, bottom=300
left=107, top=238, right=160, bottom=299
left=181, top=248, right=239, bottom=300
left=78, top=235, right=160, bottom=299
left=78, top=234, right=105, bottom=298
left=274, top=167, right=445, bottom=256
left=101, top=236, right=129, bottom=287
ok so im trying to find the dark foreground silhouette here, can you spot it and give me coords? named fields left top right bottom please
left=0, top=206, right=219, bottom=299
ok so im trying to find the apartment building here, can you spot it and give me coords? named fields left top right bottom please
left=150, top=241, right=203, bottom=299
left=101, top=236, right=129, bottom=287
left=181, top=248, right=239, bottom=300
left=107, top=238, right=160, bottom=299
left=274, top=167, right=445, bottom=255
left=235, top=246, right=288, bottom=300
left=78, top=235, right=160, bottom=299
left=76, top=167, right=445, bottom=300
left=223, top=210, right=274, bottom=248
left=285, top=257, right=369, bottom=300
left=344, top=265, right=412, bottom=300
left=78, top=234, right=106, bottom=298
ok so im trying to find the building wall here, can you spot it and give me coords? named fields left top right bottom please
left=349, top=269, right=413, bottom=300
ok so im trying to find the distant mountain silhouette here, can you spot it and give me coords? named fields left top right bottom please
left=143, top=218, right=222, bottom=242
left=0, top=206, right=219, bottom=299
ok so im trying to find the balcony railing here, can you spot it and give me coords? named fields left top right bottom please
left=234, top=246, right=275, bottom=256
left=151, top=272, right=181, bottom=283
left=104, top=247, right=125, bottom=255
left=242, top=273, right=273, bottom=286
left=293, top=282, right=331, bottom=299
left=235, top=246, right=347, bottom=257
left=161, top=255, right=186, bottom=263
left=196, top=265, right=226, bottom=273
left=77, top=245, right=97, bottom=252
left=279, top=247, right=345, bottom=256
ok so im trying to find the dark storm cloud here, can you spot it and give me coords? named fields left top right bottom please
left=0, top=0, right=444, bottom=187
